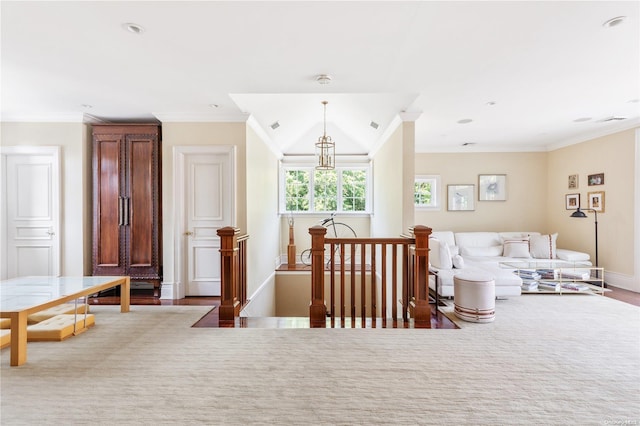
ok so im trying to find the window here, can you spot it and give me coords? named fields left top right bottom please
left=280, top=159, right=371, bottom=214
left=414, top=175, right=440, bottom=210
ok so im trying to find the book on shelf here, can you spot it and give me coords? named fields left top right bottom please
left=516, top=270, right=541, bottom=280
left=559, top=282, right=591, bottom=292
left=521, top=281, right=539, bottom=291
left=538, top=281, right=561, bottom=291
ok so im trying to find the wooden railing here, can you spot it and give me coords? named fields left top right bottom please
left=309, top=225, right=432, bottom=328
left=217, top=227, right=249, bottom=325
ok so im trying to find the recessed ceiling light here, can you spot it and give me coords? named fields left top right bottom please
left=123, top=23, right=145, bottom=34
left=316, top=74, right=332, bottom=85
left=603, top=16, right=627, bottom=28
left=573, top=117, right=591, bottom=122
left=457, top=118, right=473, bottom=124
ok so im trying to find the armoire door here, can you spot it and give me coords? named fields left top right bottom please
left=92, top=133, right=126, bottom=276
left=125, top=133, right=161, bottom=279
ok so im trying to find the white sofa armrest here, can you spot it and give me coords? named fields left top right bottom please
left=556, top=248, right=590, bottom=262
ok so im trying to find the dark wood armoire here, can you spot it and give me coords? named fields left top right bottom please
left=92, top=124, right=162, bottom=296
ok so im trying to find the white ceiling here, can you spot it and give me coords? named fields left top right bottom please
left=2, top=1, right=639, bottom=154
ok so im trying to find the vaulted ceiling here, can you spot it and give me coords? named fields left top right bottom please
left=1, top=1, right=638, bottom=154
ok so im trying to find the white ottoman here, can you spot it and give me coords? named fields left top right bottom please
left=453, top=272, right=496, bottom=323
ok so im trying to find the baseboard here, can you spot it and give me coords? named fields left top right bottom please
left=159, top=281, right=184, bottom=299
left=604, top=271, right=640, bottom=293
left=241, top=272, right=276, bottom=317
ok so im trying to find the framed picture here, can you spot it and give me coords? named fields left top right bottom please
left=448, top=184, right=475, bottom=211
left=478, top=174, right=506, bottom=201
left=565, top=193, right=580, bottom=210
left=568, top=174, right=578, bottom=189
left=587, top=191, right=605, bottom=213
left=588, top=173, right=604, bottom=186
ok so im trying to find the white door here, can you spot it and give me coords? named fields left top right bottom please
left=180, top=148, right=234, bottom=296
left=1, top=148, right=60, bottom=279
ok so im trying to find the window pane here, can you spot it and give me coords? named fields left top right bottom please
left=314, top=170, right=337, bottom=211
left=285, top=170, right=310, bottom=211
left=342, top=170, right=366, bottom=211
left=415, top=181, right=433, bottom=205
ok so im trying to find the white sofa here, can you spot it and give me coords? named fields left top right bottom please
left=428, top=231, right=591, bottom=298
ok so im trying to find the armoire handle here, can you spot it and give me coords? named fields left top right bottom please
left=124, top=197, right=129, bottom=226
left=118, top=197, right=124, bottom=226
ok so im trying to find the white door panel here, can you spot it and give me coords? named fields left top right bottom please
left=2, top=149, right=60, bottom=279
left=183, top=151, right=233, bottom=296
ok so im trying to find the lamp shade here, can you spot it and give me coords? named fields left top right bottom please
left=570, top=208, right=587, bottom=218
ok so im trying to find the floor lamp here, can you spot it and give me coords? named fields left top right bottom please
left=570, top=207, right=599, bottom=278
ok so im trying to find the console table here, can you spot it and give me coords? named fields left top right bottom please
left=1, top=276, right=130, bottom=366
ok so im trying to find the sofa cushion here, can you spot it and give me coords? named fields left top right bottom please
left=452, top=254, right=465, bottom=269
left=503, top=239, right=531, bottom=258
left=455, top=232, right=504, bottom=257
left=430, top=238, right=453, bottom=270
left=460, top=245, right=503, bottom=257
left=530, top=233, right=558, bottom=259
left=556, top=249, right=590, bottom=262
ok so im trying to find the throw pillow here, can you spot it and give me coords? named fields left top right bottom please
left=429, top=238, right=453, bottom=270
left=503, top=239, right=531, bottom=258
left=452, top=254, right=465, bottom=269
left=529, top=233, right=558, bottom=259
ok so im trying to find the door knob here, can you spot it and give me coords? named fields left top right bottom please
left=184, top=231, right=193, bottom=236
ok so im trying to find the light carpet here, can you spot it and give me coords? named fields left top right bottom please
left=1, top=295, right=639, bottom=425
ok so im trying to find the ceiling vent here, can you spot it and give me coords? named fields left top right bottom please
left=370, top=121, right=379, bottom=130
left=270, top=121, right=280, bottom=130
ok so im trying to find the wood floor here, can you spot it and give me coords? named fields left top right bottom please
left=88, top=285, right=640, bottom=329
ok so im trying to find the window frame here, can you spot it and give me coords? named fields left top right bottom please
left=279, top=157, right=372, bottom=215
left=414, top=175, right=441, bottom=210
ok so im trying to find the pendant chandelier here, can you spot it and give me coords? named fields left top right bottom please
left=315, top=101, right=335, bottom=170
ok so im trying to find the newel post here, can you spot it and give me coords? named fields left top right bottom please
left=412, top=225, right=432, bottom=327
left=217, top=226, right=240, bottom=323
left=309, top=225, right=327, bottom=327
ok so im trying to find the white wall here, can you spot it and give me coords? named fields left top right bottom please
left=414, top=151, right=548, bottom=233
left=0, top=122, right=91, bottom=276
left=547, top=128, right=638, bottom=291
left=245, top=125, right=280, bottom=315
left=160, top=122, right=247, bottom=296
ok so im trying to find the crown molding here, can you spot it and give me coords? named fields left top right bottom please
left=152, top=112, right=250, bottom=123
left=546, top=118, right=640, bottom=151
left=1, top=112, right=87, bottom=123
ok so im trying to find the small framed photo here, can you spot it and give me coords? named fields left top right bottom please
left=587, top=191, right=605, bottom=213
left=448, top=184, right=475, bottom=211
left=478, top=174, right=507, bottom=201
left=588, top=173, right=604, bottom=186
left=568, top=174, right=578, bottom=189
left=565, top=193, right=580, bottom=210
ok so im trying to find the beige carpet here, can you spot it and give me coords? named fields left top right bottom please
left=1, top=295, right=639, bottom=425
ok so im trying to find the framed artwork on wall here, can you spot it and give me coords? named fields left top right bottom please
left=448, top=184, right=475, bottom=211
left=588, top=173, right=604, bottom=186
left=568, top=174, right=578, bottom=189
left=565, top=193, right=580, bottom=210
left=587, top=191, right=605, bottom=213
left=478, top=174, right=506, bottom=201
